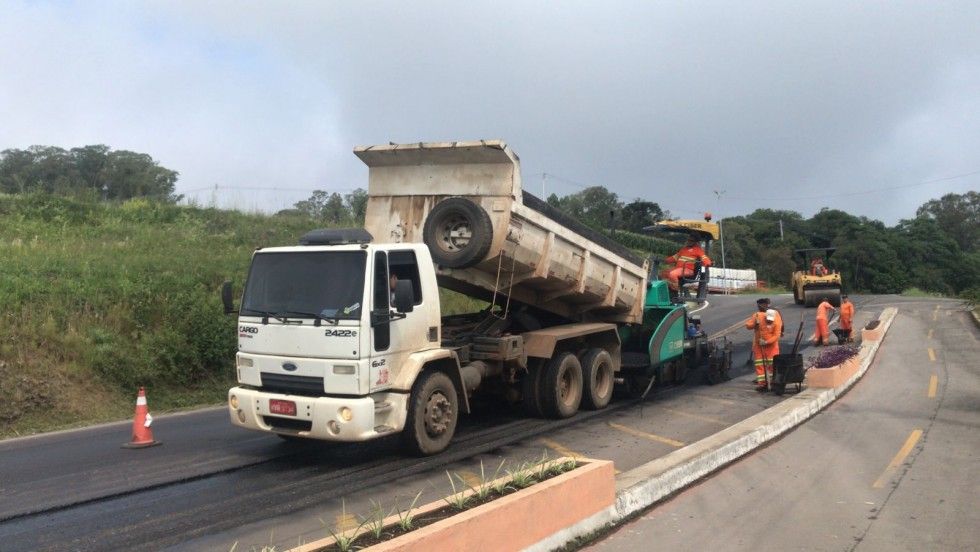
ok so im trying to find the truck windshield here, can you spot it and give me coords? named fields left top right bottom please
left=241, top=251, right=367, bottom=321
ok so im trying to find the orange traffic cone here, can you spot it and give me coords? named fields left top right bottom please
left=123, top=387, right=161, bottom=448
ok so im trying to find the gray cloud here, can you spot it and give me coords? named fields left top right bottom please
left=2, top=1, right=978, bottom=222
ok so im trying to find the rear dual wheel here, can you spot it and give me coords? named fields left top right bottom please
left=580, top=348, right=614, bottom=410
left=524, top=348, right=614, bottom=418
left=541, top=352, right=583, bottom=419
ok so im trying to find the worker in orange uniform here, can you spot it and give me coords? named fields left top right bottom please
left=663, top=234, right=712, bottom=292
left=810, top=258, right=827, bottom=276
left=814, top=298, right=836, bottom=346
left=839, top=294, right=854, bottom=342
left=746, top=299, right=782, bottom=391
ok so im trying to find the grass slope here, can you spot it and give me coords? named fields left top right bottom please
left=0, top=195, right=319, bottom=437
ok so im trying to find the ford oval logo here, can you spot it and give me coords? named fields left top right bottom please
left=282, top=362, right=298, bottom=372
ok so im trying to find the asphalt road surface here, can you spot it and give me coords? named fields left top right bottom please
left=3, top=294, right=957, bottom=551
left=584, top=297, right=979, bottom=552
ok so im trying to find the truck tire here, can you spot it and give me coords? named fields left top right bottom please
left=580, top=348, right=614, bottom=410
left=423, top=197, right=494, bottom=268
left=541, top=352, right=583, bottom=419
left=522, top=361, right=546, bottom=417
left=402, top=371, right=458, bottom=456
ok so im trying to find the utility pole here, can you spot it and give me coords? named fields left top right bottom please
left=541, top=172, right=546, bottom=198
left=713, top=190, right=728, bottom=293
left=779, top=219, right=784, bottom=241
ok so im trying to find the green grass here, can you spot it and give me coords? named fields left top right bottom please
left=0, top=194, right=315, bottom=437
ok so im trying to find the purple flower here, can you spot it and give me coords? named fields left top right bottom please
left=807, top=345, right=860, bottom=369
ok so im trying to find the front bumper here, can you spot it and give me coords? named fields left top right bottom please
left=228, top=386, right=408, bottom=442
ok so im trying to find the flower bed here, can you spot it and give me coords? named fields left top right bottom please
left=804, top=345, right=861, bottom=388
left=862, top=319, right=884, bottom=342
left=290, top=456, right=615, bottom=552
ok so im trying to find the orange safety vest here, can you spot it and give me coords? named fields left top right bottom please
left=816, top=301, right=832, bottom=320
left=666, top=245, right=712, bottom=271
left=840, top=301, right=854, bottom=328
left=746, top=312, right=782, bottom=354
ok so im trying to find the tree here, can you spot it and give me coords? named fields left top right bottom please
left=896, top=217, right=968, bottom=294
left=916, top=192, right=979, bottom=253
left=621, top=200, right=665, bottom=233
left=344, top=188, right=368, bottom=223
left=0, top=145, right=180, bottom=201
left=294, top=190, right=331, bottom=219
left=547, top=186, right=623, bottom=229
left=293, top=189, right=355, bottom=224
left=322, top=192, right=347, bottom=224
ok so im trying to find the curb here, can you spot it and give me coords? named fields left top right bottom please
left=528, top=307, right=898, bottom=552
left=972, top=308, right=980, bottom=329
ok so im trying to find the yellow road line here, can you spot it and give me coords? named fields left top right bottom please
left=660, top=407, right=728, bottom=427
left=458, top=470, right=482, bottom=489
left=927, top=329, right=933, bottom=339
left=933, top=307, right=939, bottom=321
left=608, top=422, right=685, bottom=448
left=539, top=437, right=584, bottom=459
left=872, top=429, right=923, bottom=488
left=709, top=318, right=748, bottom=340
left=538, top=438, right=619, bottom=473
left=928, top=375, right=938, bottom=398
left=928, top=348, right=936, bottom=362
left=335, top=512, right=359, bottom=531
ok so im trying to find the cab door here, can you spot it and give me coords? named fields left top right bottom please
left=369, top=249, right=430, bottom=392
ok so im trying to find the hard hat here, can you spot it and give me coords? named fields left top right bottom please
left=765, top=309, right=776, bottom=321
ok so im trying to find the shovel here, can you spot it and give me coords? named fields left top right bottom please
left=790, top=312, right=806, bottom=356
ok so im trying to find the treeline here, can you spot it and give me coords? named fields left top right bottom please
left=0, top=145, right=180, bottom=202
left=546, top=187, right=668, bottom=232
left=280, top=188, right=369, bottom=224
left=547, top=187, right=979, bottom=299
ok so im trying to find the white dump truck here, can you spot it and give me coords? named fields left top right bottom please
left=225, top=140, right=708, bottom=455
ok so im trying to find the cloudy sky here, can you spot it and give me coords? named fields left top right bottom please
left=2, top=1, right=978, bottom=224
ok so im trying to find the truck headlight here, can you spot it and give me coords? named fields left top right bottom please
left=339, top=407, right=353, bottom=422
left=237, top=356, right=253, bottom=368
left=333, top=364, right=355, bottom=375
left=229, top=394, right=239, bottom=409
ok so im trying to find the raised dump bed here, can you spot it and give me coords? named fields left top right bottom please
left=356, top=140, right=648, bottom=324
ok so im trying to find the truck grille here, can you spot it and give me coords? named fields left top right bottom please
left=260, top=373, right=324, bottom=396
left=263, top=416, right=312, bottom=432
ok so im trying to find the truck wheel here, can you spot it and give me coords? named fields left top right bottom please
left=522, top=361, right=546, bottom=417
left=541, top=352, right=583, bottom=419
left=402, top=371, right=458, bottom=456
left=423, top=197, right=493, bottom=268
left=580, top=348, right=614, bottom=410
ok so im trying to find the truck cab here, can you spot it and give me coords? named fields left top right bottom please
left=228, top=230, right=455, bottom=451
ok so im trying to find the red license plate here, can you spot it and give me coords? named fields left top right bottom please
left=269, top=399, right=297, bottom=416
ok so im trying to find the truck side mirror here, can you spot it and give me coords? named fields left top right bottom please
left=221, top=281, right=237, bottom=315
left=394, top=280, right=414, bottom=313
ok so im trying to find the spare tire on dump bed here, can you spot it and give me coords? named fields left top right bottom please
left=423, top=197, right=494, bottom=268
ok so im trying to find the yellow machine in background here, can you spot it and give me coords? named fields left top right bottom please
left=791, top=248, right=843, bottom=307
